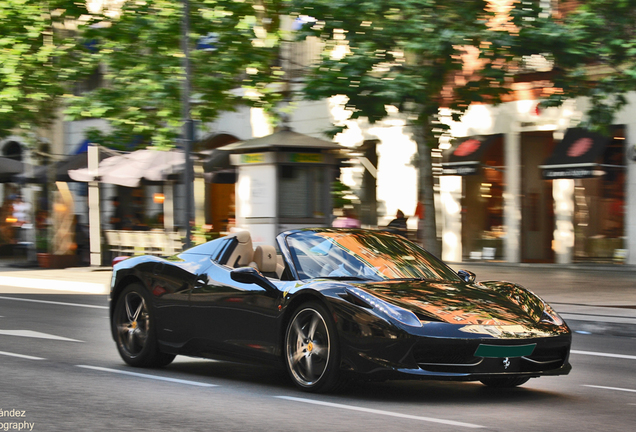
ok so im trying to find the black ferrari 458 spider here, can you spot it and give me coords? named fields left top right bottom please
left=110, top=228, right=571, bottom=392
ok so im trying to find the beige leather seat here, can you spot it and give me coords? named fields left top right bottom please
left=226, top=230, right=254, bottom=268
left=276, top=255, right=286, bottom=278
left=251, top=245, right=282, bottom=279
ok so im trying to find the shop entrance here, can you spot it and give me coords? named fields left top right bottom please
left=200, top=133, right=241, bottom=236
left=521, top=131, right=554, bottom=263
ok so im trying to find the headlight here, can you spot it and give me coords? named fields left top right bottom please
left=346, top=287, right=422, bottom=328
left=540, top=302, right=564, bottom=326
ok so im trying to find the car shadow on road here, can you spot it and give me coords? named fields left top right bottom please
left=340, top=379, right=570, bottom=404
left=164, top=357, right=572, bottom=404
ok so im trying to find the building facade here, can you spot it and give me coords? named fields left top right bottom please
left=437, top=95, right=634, bottom=266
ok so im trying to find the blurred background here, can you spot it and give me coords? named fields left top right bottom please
left=1, top=0, right=634, bottom=268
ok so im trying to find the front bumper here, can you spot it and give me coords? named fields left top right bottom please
left=339, top=321, right=572, bottom=381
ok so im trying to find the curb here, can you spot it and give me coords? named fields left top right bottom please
left=450, top=261, right=636, bottom=273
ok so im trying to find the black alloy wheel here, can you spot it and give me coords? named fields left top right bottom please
left=113, top=284, right=175, bottom=367
left=284, top=302, right=340, bottom=393
left=480, top=376, right=531, bottom=388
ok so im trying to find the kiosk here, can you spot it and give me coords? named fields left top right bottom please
left=220, top=128, right=341, bottom=246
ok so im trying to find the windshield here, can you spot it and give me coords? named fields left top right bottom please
left=285, top=230, right=461, bottom=282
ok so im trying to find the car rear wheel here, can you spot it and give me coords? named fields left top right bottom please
left=113, top=284, right=175, bottom=368
left=480, top=376, right=531, bottom=388
left=284, top=302, right=340, bottom=393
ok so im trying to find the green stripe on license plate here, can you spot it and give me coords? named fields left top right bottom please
left=474, top=343, right=536, bottom=358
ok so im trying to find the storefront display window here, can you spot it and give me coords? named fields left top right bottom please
left=573, top=127, right=626, bottom=262
left=461, top=136, right=505, bottom=260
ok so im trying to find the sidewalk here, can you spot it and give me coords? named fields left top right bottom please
left=0, top=258, right=112, bottom=295
left=457, top=262, right=636, bottom=337
left=0, top=258, right=634, bottom=337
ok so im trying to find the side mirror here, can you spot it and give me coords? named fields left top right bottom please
left=194, top=274, right=208, bottom=288
left=230, top=267, right=278, bottom=293
left=458, top=269, right=476, bottom=284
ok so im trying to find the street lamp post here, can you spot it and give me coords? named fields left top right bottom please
left=182, top=0, right=193, bottom=249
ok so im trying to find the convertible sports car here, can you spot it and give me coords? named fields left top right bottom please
left=110, top=228, right=571, bottom=393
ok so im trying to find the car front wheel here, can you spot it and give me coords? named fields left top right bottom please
left=113, top=284, right=175, bottom=368
left=284, top=302, right=340, bottom=393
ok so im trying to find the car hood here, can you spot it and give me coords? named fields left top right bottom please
left=354, top=279, right=545, bottom=327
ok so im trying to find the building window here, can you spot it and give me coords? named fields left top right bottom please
left=279, top=165, right=325, bottom=219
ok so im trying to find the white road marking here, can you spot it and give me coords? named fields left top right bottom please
left=0, top=350, right=46, bottom=360
left=0, top=295, right=108, bottom=309
left=0, top=276, right=107, bottom=294
left=76, top=365, right=218, bottom=387
left=584, top=385, right=636, bottom=394
left=571, top=350, right=636, bottom=361
left=275, top=396, right=485, bottom=429
left=0, top=329, right=83, bottom=342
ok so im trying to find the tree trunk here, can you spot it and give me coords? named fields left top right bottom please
left=414, top=124, right=440, bottom=257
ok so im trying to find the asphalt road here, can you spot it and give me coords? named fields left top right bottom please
left=1, top=292, right=635, bottom=432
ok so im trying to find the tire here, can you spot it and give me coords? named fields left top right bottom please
left=284, top=302, right=340, bottom=393
left=480, top=376, right=531, bottom=388
left=112, top=284, right=175, bottom=368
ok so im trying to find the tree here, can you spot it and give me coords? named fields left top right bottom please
left=523, top=0, right=636, bottom=134
left=290, top=0, right=534, bottom=255
left=291, top=0, right=636, bottom=254
left=0, top=0, right=89, bottom=140
left=1, top=1, right=92, bottom=261
left=65, top=0, right=286, bottom=149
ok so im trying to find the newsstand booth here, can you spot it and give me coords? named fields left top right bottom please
left=221, top=128, right=341, bottom=246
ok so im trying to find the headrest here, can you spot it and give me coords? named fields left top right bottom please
left=229, top=230, right=253, bottom=266
left=233, top=230, right=252, bottom=244
left=253, top=245, right=277, bottom=273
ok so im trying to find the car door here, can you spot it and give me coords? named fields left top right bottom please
left=188, top=262, right=283, bottom=362
left=151, top=254, right=214, bottom=348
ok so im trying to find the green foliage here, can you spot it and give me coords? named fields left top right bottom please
left=538, top=0, right=636, bottom=134
left=291, top=0, right=498, bottom=147
left=36, top=233, right=48, bottom=253
left=64, top=0, right=286, bottom=148
left=480, top=0, right=636, bottom=134
left=192, top=224, right=220, bottom=245
left=0, top=0, right=90, bottom=139
left=331, top=180, right=355, bottom=209
left=292, top=0, right=636, bottom=139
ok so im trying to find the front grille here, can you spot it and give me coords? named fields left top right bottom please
left=413, top=340, right=481, bottom=366
left=525, top=344, right=569, bottom=364
left=412, top=336, right=569, bottom=374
